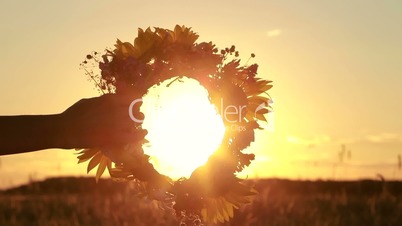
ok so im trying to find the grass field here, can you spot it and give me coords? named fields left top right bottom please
left=1, top=177, right=402, bottom=226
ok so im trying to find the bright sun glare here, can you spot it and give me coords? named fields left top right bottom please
left=141, top=77, right=226, bottom=179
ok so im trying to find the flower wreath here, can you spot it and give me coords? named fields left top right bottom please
left=78, top=25, right=272, bottom=225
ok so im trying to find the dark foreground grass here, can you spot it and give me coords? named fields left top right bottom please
left=1, top=177, right=402, bottom=226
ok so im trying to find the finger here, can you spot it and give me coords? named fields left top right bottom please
left=81, top=128, right=148, bottom=148
left=127, top=110, right=145, bottom=123
left=93, top=94, right=145, bottom=123
left=103, top=129, right=148, bottom=147
left=120, top=96, right=143, bottom=114
left=111, top=107, right=145, bottom=128
left=104, top=94, right=143, bottom=108
left=89, top=94, right=129, bottom=112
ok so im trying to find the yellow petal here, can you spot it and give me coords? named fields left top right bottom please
left=95, top=156, right=109, bottom=183
left=87, top=151, right=103, bottom=173
left=201, top=208, right=208, bottom=222
left=77, top=149, right=99, bottom=163
left=106, top=159, right=112, bottom=176
left=216, top=198, right=227, bottom=223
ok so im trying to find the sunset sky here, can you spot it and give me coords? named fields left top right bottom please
left=1, top=0, right=401, bottom=188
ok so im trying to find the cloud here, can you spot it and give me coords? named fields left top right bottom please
left=284, top=132, right=402, bottom=150
left=286, top=135, right=331, bottom=147
left=266, top=29, right=282, bottom=37
left=307, top=133, right=402, bottom=145
left=365, top=133, right=402, bottom=143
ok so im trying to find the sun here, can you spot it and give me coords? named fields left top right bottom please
left=140, top=77, right=226, bottom=179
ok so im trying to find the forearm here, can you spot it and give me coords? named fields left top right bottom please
left=0, top=114, right=64, bottom=155
left=0, top=95, right=143, bottom=155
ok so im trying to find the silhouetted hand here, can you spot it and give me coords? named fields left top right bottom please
left=0, top=94, right=146, bottom=155
left=59, top=94, right=146, bottom=149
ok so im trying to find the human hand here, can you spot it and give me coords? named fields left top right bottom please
left=58, top=94, right=146, bottom=149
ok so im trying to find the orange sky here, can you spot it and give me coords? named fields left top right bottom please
left=1, top=1, right=402, bottom=188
